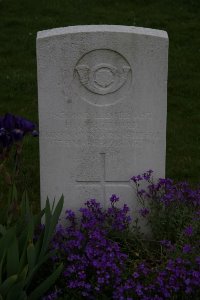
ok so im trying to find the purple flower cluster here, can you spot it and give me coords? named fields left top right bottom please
left=131, top=170, right=153, bottom=183
left=131, top=171, right=200, bottom=208
left=41, top=172, right=200, bottom=299
left=49, top=196, right=131, bottom=299
left=113, top=257, right=200, bottom=299
left=0, top=113, right=38, bottom=158
left=131, top=170, right=200, bottom=245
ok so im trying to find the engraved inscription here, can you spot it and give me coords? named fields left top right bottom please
left=73, top=49, right=132, bottom=105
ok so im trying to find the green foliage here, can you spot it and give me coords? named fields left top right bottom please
left=145, top=197, right=192, bottom=243
left=0, top=184, right=20, bottom=228
left=0, top=191, right=64, bottom=300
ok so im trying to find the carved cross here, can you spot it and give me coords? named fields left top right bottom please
left=76, top=153, right=130, bottom=202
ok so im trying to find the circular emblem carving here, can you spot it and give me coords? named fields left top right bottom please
left=73, top=49, right=132, bottom=106
left=93, top=64, right=115, bottom=89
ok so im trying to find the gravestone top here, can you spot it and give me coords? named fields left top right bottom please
left=37, top=25, right=168, bottom=214
left=37, top=25, right=168, bottom=39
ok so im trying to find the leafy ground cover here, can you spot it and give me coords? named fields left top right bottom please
left=0, top=0, right=200, bottom=208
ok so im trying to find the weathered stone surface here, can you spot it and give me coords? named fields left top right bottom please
left=37, top=25, right=168, bottom=213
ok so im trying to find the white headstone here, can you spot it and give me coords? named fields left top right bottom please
left=37, top=25, right=168, bottom=213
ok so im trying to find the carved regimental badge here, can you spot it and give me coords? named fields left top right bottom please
left=73, top=49, right=132, bottom=106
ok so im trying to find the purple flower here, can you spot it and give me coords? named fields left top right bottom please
left=0, top=127, right=12, bottom=148
left=137, top=189, right=146, bottom=197
left=0, top=113, right=38, bottom=155
left=11, top=129, right=24, bottom=141
left=18, top=117, right=35, bottom=133
left=131, top=170, right=153, bottom=183
left=160, top=240, right=175, bottom=252
left=31, top=129, right=39, bottom=137
left=42, top=288, right=61, bottom=300
left=139, top=207, right=150, bottom=218
left=130, top=174, right=143, bottom=183
left=3, top=113, right=16, bottom=130
left=133, top=272, right=140, bottom=278
left=143, top=169, right=153, bottom=180
left=65, top=209, right=76, bottom=220
left=110, top=194, right=119, bottom=203
left=1, top=113, right=38, bottom=136
left=182, top=244, right=192, bottom=254
left=196, top=257, right=200, bottom=265
left=184, top=225, right=193, bottom=237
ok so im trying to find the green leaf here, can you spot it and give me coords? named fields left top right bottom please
left=37, top=198, right=51, bottom=258
left=25, top=250, right=56, bottom=288
left=20, top=191, right=26, bottom=217
left=34, top=231, right=44, bottom=262
left=39, top=196, right=64, bottom=260
left=7, top=234, right=19, bottom=276
left=0, top=227, right=15, bottom=262
left=20, top=191, right=30, bottom=221
left=18, top=234, right=29, bottom=273
left=7, top=281, right=27, bottom=300
left=0, top=274, right=18, bottom=297
left=0, top=252, right=5, bottom=285
left=6, top=267, right=28, bottom=299
left=34, top=208, right=45, bottom=226
left=27, top=212, right=34, bottom=241
left=27, top=243, right=36, bottom=270
left=18, top=265, right=28, bottom=283
left=0, top=225, right=6, bottom=236
left=12, top=184, right=18, bottom=202
left=28, top=263, right=63, bottom=300
left=51, top=197, right=56, bottom=211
